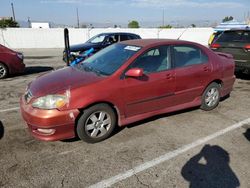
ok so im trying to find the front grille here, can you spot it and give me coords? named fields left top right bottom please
left=24, top=90, right=33, bottom=104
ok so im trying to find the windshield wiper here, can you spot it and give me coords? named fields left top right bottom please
left=82, top=64, right=92, bottom=72
left=81, top=64, right=106, bottom=76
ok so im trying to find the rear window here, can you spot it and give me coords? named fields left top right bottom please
left=216, top=30, right=250, bottom=43
left=120, top=35, right=130, bottom=41
left=173, top=45, right=208, bottom=67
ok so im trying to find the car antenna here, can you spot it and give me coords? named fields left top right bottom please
left=177, top=27, right=189, bottom=40
left=64, top=28, right=70, bottom=66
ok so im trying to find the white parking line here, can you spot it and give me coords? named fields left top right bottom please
left=89, top=118, right=250, bottom=188
left=0, top=107, right=20, bottom=113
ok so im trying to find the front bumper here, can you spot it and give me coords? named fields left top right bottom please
left=20, top=96, right=80, bottom=141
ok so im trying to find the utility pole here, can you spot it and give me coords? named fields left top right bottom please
left=76, top=8, right=80, bottom=28
left=162, top=9, right=165, bottom=27
left=11, top=2, right=16, bottom=21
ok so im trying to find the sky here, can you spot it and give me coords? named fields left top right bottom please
left=0, top=0, right=250, bottom=27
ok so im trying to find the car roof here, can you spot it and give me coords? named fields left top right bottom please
left=226, top=28, right=250, bottom=32
left=120, top=39, right=197, bottom=48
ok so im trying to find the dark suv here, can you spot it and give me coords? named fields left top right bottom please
left=64, top=32, right=141, bottom=62
left=210, top=29, right=250, bottom=74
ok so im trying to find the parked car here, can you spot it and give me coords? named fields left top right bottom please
left=0, top=44, right=25, bottom=79
left=20, top=39, right=235, bottom=143
left=208, top=31, right=222, bottom=46
left=210, top=29, right=250, bottom=74
left=63, top=32, right=141, bottom=62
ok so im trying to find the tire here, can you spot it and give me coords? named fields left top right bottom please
left=0, top=63, right=8, bottom=79
left=76, top=104, right=117, bottom=143
left=200, top=82, right=220, bottom=111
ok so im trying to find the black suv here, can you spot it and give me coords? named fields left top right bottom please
left=64, top=32, right=141, bottom=62
left=210, top=28, right=250, bottom=74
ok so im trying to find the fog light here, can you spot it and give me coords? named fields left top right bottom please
left=36, top=128, right=55, bottom=135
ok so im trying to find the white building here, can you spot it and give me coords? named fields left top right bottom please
left=31, top=22, right=50, bottom=29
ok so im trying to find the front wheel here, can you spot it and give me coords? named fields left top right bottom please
left=0, top=63, right=8, bottom=79
left=200, top=83, right=220, bottom=111
left=76, top=104, right=116, bottom=143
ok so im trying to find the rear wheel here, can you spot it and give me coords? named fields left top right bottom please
left=200, top=82, right=220, bottom=111
left=76, top=104, right=116, bottom=143
left=0, top=63, right=8, bottom=79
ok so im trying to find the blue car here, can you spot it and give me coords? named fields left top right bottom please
left=63, top=32, right=141, bottom=62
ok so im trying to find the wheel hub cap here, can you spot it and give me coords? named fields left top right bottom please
left=85, top=111, right=111, bottom=138
left=0, top=66, right=6, bottom=78
left=205, top=88, right=219, bottom=107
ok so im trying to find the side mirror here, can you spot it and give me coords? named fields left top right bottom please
left=125, top=68, right=144, bottom=78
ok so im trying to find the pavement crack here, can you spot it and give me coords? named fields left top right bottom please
left=61, top=177, right=65, bottom=188
left=134, top=173, right=150, bottom=188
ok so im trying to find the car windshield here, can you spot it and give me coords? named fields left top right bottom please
left=87, top=34, right=106, bottom=44
left=216, top=30, right=250, bottom=43
left=75, top=43, right=141, bottom=76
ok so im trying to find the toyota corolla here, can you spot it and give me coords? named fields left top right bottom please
left=20, top=39, right=235, bottom=143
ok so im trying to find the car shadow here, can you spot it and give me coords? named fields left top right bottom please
left=0, top=120, right=4, bottom=140
left=181, top=145, right=240, bottom=188
left=25, top=56, right=55, bottom=59
left=61, top=137, right=80, bottom=143
left=23, top=66, right=54, bottom=76
left=243, top=128, right=250, bottom=142
left=5, top=66, right=54, bottom=79
left=235, top=73, right=250, bottom=80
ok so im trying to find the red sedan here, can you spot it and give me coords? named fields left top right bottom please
left=20, top=39, right=235, bottom=143
left=0, top=44, right=25, bottom=79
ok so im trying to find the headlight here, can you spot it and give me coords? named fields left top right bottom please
left=17, top=53, right=23, bottom=60
left=32, top=95, right=68, bottom=109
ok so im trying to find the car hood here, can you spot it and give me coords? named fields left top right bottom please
left=29, top=66, right=105, bottom=96
left=70, top=43, right=100, bottom=52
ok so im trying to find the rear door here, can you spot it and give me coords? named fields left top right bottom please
left=172, top=45, right=212, bottom=105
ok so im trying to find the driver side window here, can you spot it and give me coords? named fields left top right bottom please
left=105, top=35, right=118, bottom=44
left=130, top=46, right=170, bottom=74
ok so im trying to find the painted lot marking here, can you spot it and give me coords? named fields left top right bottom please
left=89, top=118, right=250, bottom=188
left=0, top=107, right=19, bottom=113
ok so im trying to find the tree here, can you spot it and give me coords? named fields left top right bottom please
left=0, top=17, right=19, bottom=28
left=222, top=16, right=234, bottom=23
left=128, top=20, right=139, bottom=28
left=191, top=24, right=196, bottom=28
left=159, top=24, right=172, bottom=29
left=80, top=24, right=87, bottom=28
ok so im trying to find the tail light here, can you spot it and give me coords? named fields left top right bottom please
left=244, top=44, right=250, bottom=52
left=210, top=43, right=221, bottom=50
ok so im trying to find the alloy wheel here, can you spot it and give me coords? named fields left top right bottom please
left=0, top=65, right=7, bottom=78
left=205, top=87, right=219, bottom=107
left=85, top=111, right=112, bottom=138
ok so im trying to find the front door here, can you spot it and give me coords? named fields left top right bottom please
left=122, top=45, right=176, bottom=117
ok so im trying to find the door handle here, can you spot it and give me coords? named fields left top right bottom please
left=203, top=66, right=210, bottom=72
left=166, top=74, right=174, bottom=80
